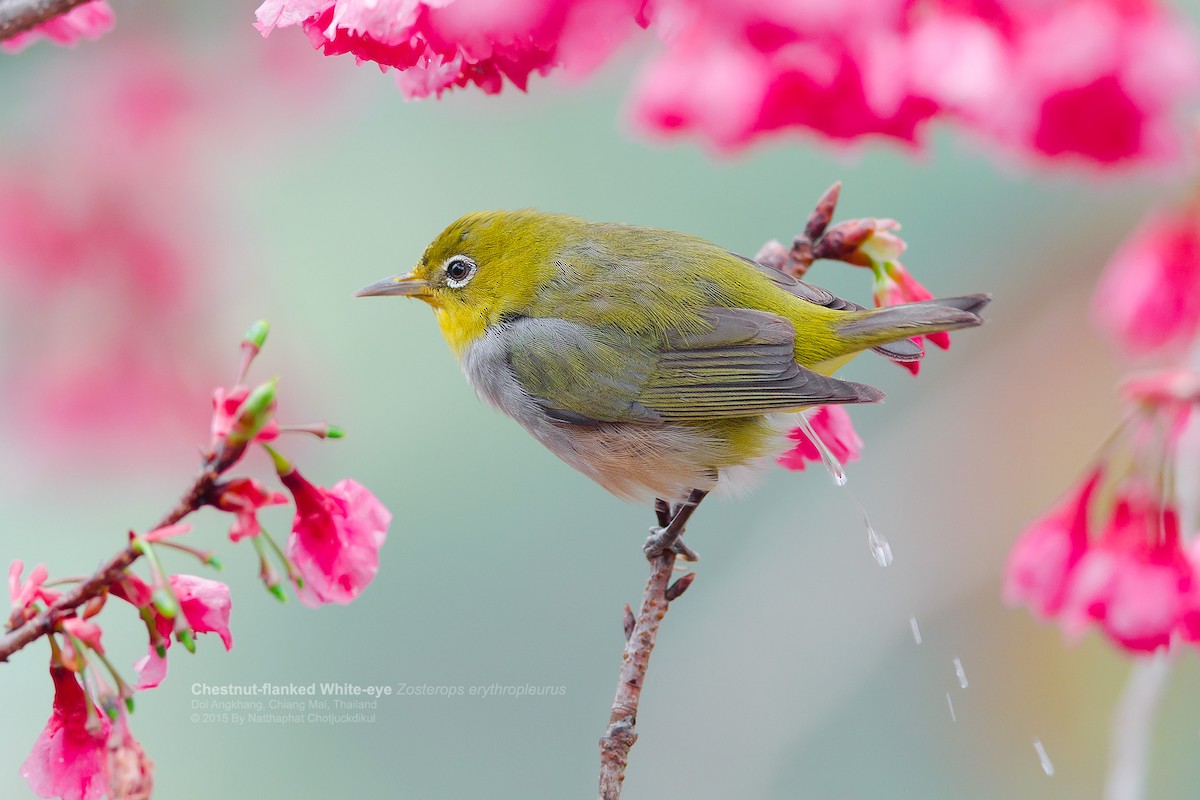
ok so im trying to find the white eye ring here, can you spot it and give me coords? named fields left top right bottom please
left=443, top=255, right=478, bottom=288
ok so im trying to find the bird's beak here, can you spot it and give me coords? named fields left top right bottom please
left=354, top=272, right=431, bottom=298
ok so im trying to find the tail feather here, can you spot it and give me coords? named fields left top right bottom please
left=837, top=294, right=990, bottom=350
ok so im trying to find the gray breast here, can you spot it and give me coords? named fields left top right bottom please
left=460, top=324, right=568, bottom=447
left=457, top=322, right=731, bottom=504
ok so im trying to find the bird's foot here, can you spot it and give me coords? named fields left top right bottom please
left=643, top=528, right=700, bottom=561
left=644, top=490, right=708, bottom=561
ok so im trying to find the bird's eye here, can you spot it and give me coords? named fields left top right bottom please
left=443, top=256, right=477, bottom=288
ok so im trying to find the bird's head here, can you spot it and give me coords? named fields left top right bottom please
left=356, top=210, right=569, bottom=354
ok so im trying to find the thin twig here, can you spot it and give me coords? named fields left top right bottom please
left=598, top=492, right=706, bottom=799
left=0, top=0, right=92, bottom=42
left=0, top=464, right=223, bottom=663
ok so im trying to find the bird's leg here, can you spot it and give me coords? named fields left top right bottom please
left=644, top=489, right=708, bottom=561
left=652, top=500, right=698, bottom=561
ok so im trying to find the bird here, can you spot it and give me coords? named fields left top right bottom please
left=357, top=209, right=988, bottom=516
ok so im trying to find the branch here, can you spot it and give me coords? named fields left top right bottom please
left=0, top=462, right=224, bottom=663
left=0, top=0, right=92, bottom=42
left=598, top=492, right=703, bottom=800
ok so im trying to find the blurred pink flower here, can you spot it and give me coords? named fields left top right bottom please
left=21, top=666, right=109, bottom=800
left=778, top=406, right=862, bottom=472
left=213, top=478, right=289, bottom=542
left=255, top=0, right=644, bottom=98
left=104, top=712, right=153, bottom=800
left=960, top=0, right=1199, bottom=166
left=1061, top=495, right=1200, bottom=652
left=280, top=470, right=391, bottom=607
left=1003, top=468, right=1101, bottom=618
left=1, top=1, right=114, bottom=54
left=0, top=178, right=209, bottom=457
left=629, top=0, right=940, bottom=150
left=1006, top=370, right=1200, bottom=654
left=9, top=561, right=59, bottom=616
left=1093, top=201, right=1200, bottom=357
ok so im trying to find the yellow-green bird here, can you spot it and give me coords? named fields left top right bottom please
left=357, top=210, right=987, bottom=507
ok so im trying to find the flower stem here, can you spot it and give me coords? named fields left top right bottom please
left=1105, top=653, right=1172, bottom=800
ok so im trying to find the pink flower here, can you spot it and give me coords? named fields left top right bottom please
left=172, top=575, right=233, bottom=650
left=142, top=523, right=191, bottom=543
left=105, top=713, right=153, bottom=800
left=104, top=714, right=152, bottom=800
left=1092, top=202, right=1200, bottom=357
left=210, top=385, right=280, bottom=451
left=1, top=1, right=115, bottom=54
left=255, top=0, right=643, bottom=99
left=630, top=0, right=940, bottom=150
left=778, top=406, right=862, bottom=472
left=212, top=478, right=289, bottom=541
left=1061, top=494, right=1200, bottom=652
left=21, top=666, right=110, bottom=800
left=1007, top=370, right=1200, bottom=654
left=124, top=574, right=232, bottom=689
left=280, top=470, right=391, bottom=607
left=9, top=561, right=59, bottom=616
left=61, top=618, right=105, bottom=653
left=903, top=0, right=1200, bottom=166
left=1003, top=468, right=1101, bottom=618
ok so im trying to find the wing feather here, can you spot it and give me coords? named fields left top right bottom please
left=501, top=308, right=882, bottom=425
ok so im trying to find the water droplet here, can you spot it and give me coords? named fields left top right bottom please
left=795, top=413, right=846, bottom=486
left=953, top=657, right=969, bottom=689
left=866, top=520, right=893, bottom=567
left=909, top=617, right=922, bottom=645
left=946, top=692, right=957, bottom=722
left=1033, top=739, right=1055, bottom=776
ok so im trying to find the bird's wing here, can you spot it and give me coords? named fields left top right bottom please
left=502, top=308, right=882, bottom=425
left=736, top=253, right=924, bottom=362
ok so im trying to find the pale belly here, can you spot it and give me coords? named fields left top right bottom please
left=459, top=330, right=790, bottom=505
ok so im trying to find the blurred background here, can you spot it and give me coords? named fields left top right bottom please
left=2, top=2, right=1198, bottom=797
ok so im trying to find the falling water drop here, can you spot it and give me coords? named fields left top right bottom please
left=794, top=413, right=846, bottom=486
left=866, top=518, right=893, bottom=567
left=946, top=692, right=957, bottom=722
left=953, top=657, right=969, bottom=689
left=1033, top=739, right=1055, bottom=776
left=909, top=617, right=922, bottom=644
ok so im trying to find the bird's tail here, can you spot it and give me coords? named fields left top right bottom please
left=833, top=294, right=991, bottom=358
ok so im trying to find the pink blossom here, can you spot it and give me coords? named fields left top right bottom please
left=281, top=470, right=391, bottom=607
left=1, top=1, right=115, bottom=54
left=1007, top=371, right=1200, bottom=654
left=251, top=0, right=1200, bottom=163
left=122, top=574, right=232, bottom=689
left=9, top=561, right=59, bottom=615
left=212, top=478, right=289, bottom=541
left=21, top=666, right=110, bottom=800
left=1003, top=468, right=1101, bottom=618
left=1092, top=202, right=1200, bottom=357
left=631, top=0, right=1198, bottom=162
left=630, top=0, right=940, bottom=150
left=778, top=406, right=862, bottom=472
left=105, top=713, right=153, bottom=800
left=255, top=0, right=643, bottom=99
left=1061, top=494, right=1200, bottom=652
left=866, top=259, right=947, bottom=375
left=209, top=385, right=280, bottom=450
left=142, top=523, right=191, bottom=543
left=61, top=619, right=105, bottom=653
left=171, top=575, right=233, bottom=650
